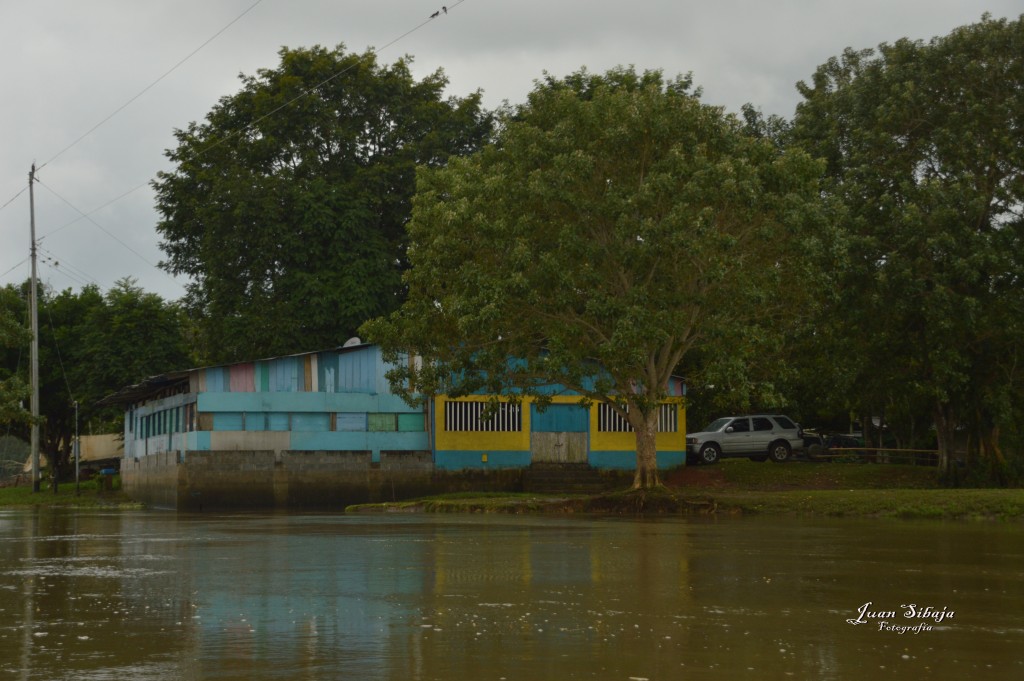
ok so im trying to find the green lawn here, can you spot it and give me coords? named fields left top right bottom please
left=665, top=457, right=942, bottom=491
left=0, top=479, right=138, bottom=509
left=350, top=460, right=1024, bottom=520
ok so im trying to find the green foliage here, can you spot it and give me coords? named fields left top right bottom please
left=153, top=45, right=493, bottom=364
left=0, top=481, right=137, bottom=508
left=790, top=15, right=1024, bottom=477
left=0, top=279, right=191, bottom=472
left=365, top=66, right=825, bottom=485
left=0, top=303, right=30, bottom=426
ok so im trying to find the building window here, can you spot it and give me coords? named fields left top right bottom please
left=292, top=413, right=330, bottom=431
left=267, top=413, right=290, bottom=431
left=212, top=412, right=244, bottom=431
left=597, top=403, right=678, bottom=433
left=244, top=412, right=267, bottom=431
left=337, top=413, right=367, bottom=432
left=444, top=400, right=522, bottom=432
left=368, top=413, right=398, bottom=432
left=397, top=413, right=425, bottom=432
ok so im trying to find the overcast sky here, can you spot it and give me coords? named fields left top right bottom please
left=0, top=0, right=1018, bottom=302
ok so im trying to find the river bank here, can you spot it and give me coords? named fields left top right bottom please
left=3, top=460, right=1022, bottom=519
left=348, top=460, right=1024, bottom=520
left=0, top=480, right=140, bottom=509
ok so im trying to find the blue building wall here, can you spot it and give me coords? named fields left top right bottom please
left=124, top=345, right=429, bottom=461
left=122, top=344, right=685, bottom=472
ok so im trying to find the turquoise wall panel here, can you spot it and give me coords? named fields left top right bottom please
left=531, top=404, right=589, bottom=432
left=397, top=413, right=425, bottom=432
left=318, top=352, right=338, bottom=393
left=197, top=392, right=422, bottom=414
left=205, top=367, right=228, bottom=392
left=270, top=356, right=300, bottom=392
left=588, top=450, right=686, bottom=470
left=184, top=431, right=211, bottom=451
left=337, top=413, right=367, bottom=431
left=336, top=347, right=378, bottom=393
left=267, top=413, right=289, bottom=431
left=434, top=450, right=532, bottom=470
left=256, top=362, right=270, bottom=392
left=244, top=412, right=267, bottom=431
left=212, top=412, right=243, bottom=431
left=289, top=431, right=429, bottom=452
left=292, top=413, right=331, bottom=431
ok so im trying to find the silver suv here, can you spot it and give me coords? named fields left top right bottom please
left=686, top=415, right=803, bottom=464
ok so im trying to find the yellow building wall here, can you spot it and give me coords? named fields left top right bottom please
left=434, top=395, right=531, bottom=452
left=589, top=402, right=686, bottom=452
left=434, top=395, right=686, bottom=453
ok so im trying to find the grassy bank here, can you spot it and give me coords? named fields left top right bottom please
left=0, top=479, right=139, bottom=509
left=700, top=488, right=1024, bottom=519
left=5, top=460, right=1021, bottom=519
left=349, top=460, right=1024, bottom=520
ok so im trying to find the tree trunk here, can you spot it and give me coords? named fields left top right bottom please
left=933, top=403, right=956, bottom=481
left=631, top=412, right=661, bottom=489
left=977, top=419, right=1007, bottom=486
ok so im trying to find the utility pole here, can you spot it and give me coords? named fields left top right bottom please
left=74, top=401, right=80, bottom=496
left=29, top=165, right=40, bottom=493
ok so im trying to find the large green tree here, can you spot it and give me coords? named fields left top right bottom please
left=154, top=45, right=493, bottom=363
left=791, top=15, right=1024, bottom=480
left=365, top=68, right=825, bottom=488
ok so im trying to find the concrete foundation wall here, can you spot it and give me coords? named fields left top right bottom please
left=123, top=450, right=524, bottom=511
left=121, top=451, right=184, bottom=509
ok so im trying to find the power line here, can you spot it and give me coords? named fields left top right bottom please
left=0, top=1, right=264, bottom=218
left=33, top=177, right=184, bottom=290
left=0, top=186, right=28, bottom=213
left=36, top=0, right=267, bottom=174
left=38, top=246, right=104, bottom=288
left=38, top=181, right=149, bottom=242
left=40, top=261, right=94, bottom=290
left=38, top=247, right=104, bottom=290
left=180, top=1, right=469, bottom=163
left=9, top=2, right=467, bottom=289
left=0, top=258, right=29, bottom=281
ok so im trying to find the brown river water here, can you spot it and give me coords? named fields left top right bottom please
left=1, top=510, right=1022, bottom=680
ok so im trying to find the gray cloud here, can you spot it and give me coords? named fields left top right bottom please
left=1, top=0, right=1017, bottom=300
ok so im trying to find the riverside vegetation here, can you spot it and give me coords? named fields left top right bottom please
left=3, top=461, right=1021, bottom=519
left=347, top=459, right=1024, bottom=520
left=0, top=478, right=139, bottom=509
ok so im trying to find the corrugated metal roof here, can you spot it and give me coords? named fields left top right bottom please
left=96, top=343, right=376, bottom=406
left=95, top=370, right=191, bottom=406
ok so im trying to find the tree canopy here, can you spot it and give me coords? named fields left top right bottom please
left=790, top=14, right=1024, bottom=480
left=0, top=303, right=30, bottom=427
left=365, top=67, right=825, bottom=488
left=153, top=45, right=493, bottom=364
left=0, top=279, right=192, bottom=476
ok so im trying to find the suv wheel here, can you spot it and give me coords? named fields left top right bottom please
left=698, top=443, right=721, bottom=465
left=768, top=441, right=792, bottom=463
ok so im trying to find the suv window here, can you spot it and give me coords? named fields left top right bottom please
left=772, top=416, right=797, bottom=430
left=729, top=418, right=750, bottom=433
left=705, top=418, right=732, bottom=432
left=752, top=417, right=774, bottom=431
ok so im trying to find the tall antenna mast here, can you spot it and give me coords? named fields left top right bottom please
left=28, top=164, right=40, bottom=493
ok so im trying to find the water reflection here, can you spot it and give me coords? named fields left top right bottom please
left=1, top=511, right=1022, bottom=680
